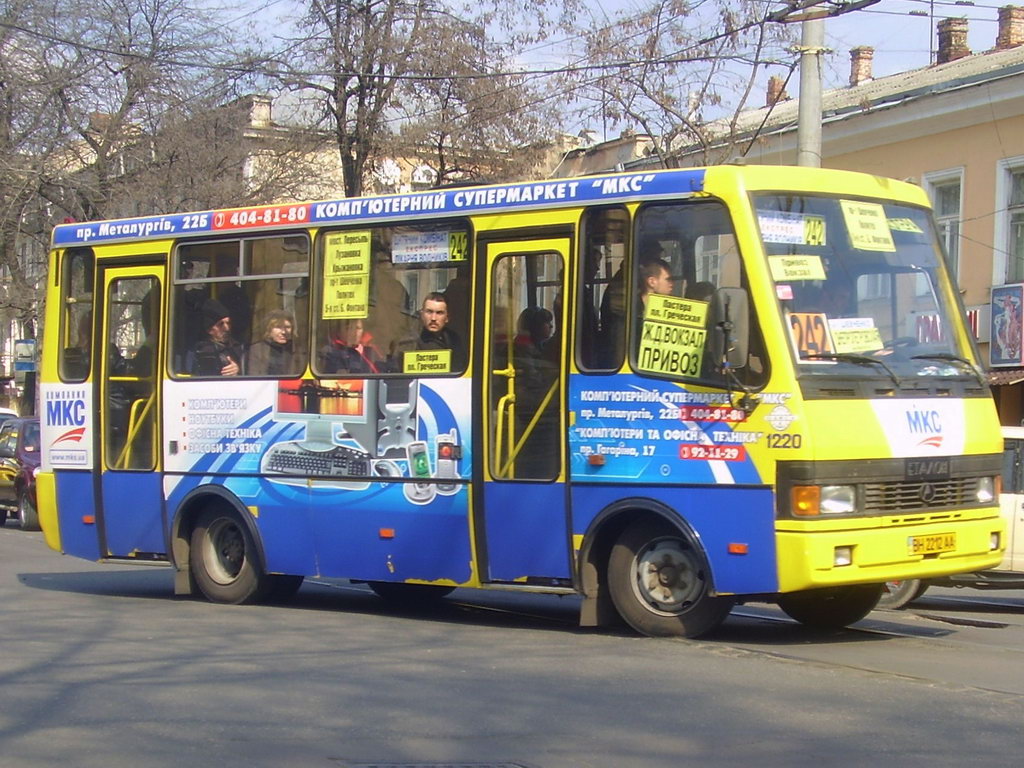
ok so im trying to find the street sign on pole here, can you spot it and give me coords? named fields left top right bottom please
left=14, top=339, right=36, bottom=373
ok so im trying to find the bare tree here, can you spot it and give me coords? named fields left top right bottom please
left=393, top=17, right=560, bottom=185
left=271, top=0, right=578, bottom=196
left=572, top=0, right=796, bottom=166
left=0, top=0, right=80, bottom=328
left=0, top=0, right=324, bottom=360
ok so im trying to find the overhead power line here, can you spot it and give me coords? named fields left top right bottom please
left=0, top=0, right=876, bottom=86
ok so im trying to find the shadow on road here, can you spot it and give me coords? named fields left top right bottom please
left=14, top=566, right=957, bottom=646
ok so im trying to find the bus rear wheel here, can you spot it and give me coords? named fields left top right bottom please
left=608, top=519, right=733, bottom=639
left=190, top=508, right=267, bottom=605
left=776, top=584, right=884, bottom=629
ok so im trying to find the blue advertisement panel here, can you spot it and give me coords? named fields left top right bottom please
left=52, top=170, right=706, bottom=247
left=569, top=374, right=767, bottom=486
left=160, top=375, right=474, bottom=583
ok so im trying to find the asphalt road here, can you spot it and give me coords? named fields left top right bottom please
left=2, top=524, right=1022, bottom=768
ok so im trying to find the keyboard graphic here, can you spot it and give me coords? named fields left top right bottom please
left=261, top=441, right=372, bottom=490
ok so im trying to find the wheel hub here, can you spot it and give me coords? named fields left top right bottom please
left=634, top=538, right=704, bottom=614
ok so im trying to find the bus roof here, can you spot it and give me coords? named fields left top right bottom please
left=49, top=165, right=927, bottom=249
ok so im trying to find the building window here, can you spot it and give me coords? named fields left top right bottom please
left=996, top=158, right=1024, bottom=285
left=924, top=170, right=962, bottom=282
left=1010, top=169, right=1024, bottom=283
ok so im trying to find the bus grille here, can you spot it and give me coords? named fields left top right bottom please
left=863, top=477, right=980, bottom=513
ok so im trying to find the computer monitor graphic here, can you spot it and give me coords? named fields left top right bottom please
left=275, top=377, right=378, bottom=454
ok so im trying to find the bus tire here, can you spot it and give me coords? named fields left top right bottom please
left=607, top=519, right=733, bottom=639
left=367, top=582, right=455, bottom=603
left=189, top=508, right=267, bottom=605
left=878, top=579, right=927, bottom=610
left=0, top=509, right=7, bottom=527
left=776, top=584, right=884, bottom=629
left=17, top=491, right=40, bottom=531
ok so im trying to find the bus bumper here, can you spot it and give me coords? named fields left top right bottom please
left=36, top=471, right=62, bottom=553
left=775, top=509, right=1005, bottom=593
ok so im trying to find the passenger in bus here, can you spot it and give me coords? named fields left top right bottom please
left=173, top=260, right=210, bottom=369
left=64, top=309, right=93, bottom=379
left=637, top=256, right=676, bottom=316
left=190, top=299, right=243, bottom=376
left=248, top=310, right=305, bottom=376
left=686, top=281, right=716, bottom=303
left=128, top=288, right=158, bottom=378
left=443, top=270, right=471, bottom=340
left=214, top=254, right=253, bottom=345
left=319, top=318, right=385, bottom=374
left=511, top=307, right=559, bottom=479
left=414, top=292, right=466, bottom=370
left=368, top=249, right=413, bottom=352
left=821, top=280, right=854, bottom=316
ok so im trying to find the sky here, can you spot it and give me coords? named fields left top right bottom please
left=253, top=0, right=1012, bottom=135
left=540, top=0, right=1012, bottom=135
left=820, top=0, right=1008, bottom=86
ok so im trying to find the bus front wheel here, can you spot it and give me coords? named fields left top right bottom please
left=190, top=508, right=267, bottom=605
left=776, top=584, right=884, bottom=629
left=608, top=520, right=733, bottom=639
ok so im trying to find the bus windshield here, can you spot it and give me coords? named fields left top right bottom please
left=754, top=193, right=977, bottom=383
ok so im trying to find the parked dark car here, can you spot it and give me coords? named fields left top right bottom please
left=0, top=417, right=40, bottom=530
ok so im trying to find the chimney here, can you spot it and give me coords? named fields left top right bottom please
left=937, top=18, right=970, bottom=64
left=249, top=95, right=272, bottom=128
left=849, top=46, right=874, bottom=86
left=766, top=75, right=788, bottom=107
left=997, top=5, right=1024, bottom=50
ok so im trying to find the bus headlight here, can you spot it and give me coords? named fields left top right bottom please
left=820, top=485, right=856, bottom=514
left=976, top=477, right=996, bottom=504
left=791, top=484, right=857, bottom=516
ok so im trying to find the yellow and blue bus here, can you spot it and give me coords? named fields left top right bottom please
left=37, top=164, right=1005, bottom=637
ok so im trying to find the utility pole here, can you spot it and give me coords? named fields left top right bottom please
left=769, top=1, right=880, bottom=168
left=796, top=15, right=825, bottom=168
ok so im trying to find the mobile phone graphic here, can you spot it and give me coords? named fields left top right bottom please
left=407, top=441, right=432, bottom=479
left=404, top=441, right=435, bottom=504
left=435, top=430, right=459, bottom=494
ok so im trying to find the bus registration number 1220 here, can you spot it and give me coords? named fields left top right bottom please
left=908, top=532, right=956, bottom=555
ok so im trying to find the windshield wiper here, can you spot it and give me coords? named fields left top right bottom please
left=911, top=353, right=987, bottom=387
left=802, top=352, right=901, bottom=388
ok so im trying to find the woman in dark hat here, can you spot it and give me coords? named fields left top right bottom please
left=190, top=298, right=244, bottom=376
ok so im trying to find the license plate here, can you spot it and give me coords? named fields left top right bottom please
left=908, top=532, right=956, bottom=555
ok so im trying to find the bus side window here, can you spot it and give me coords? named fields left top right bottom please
left=172, top=236, right=311, bottom=378
left=632, top=202, right=768, bottom=388
left=59, top=249, right=95, bottom=382
left=579, top=207, right=628, bottom=371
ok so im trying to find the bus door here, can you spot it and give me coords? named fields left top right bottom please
left=98, top=265, right=165, bottom=557
left=479, top=238, right=571, bottom=582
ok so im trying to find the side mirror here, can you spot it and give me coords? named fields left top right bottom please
left=0, top=445, right=12, bottom=459
left=709, top=287, right=750, bottom=370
